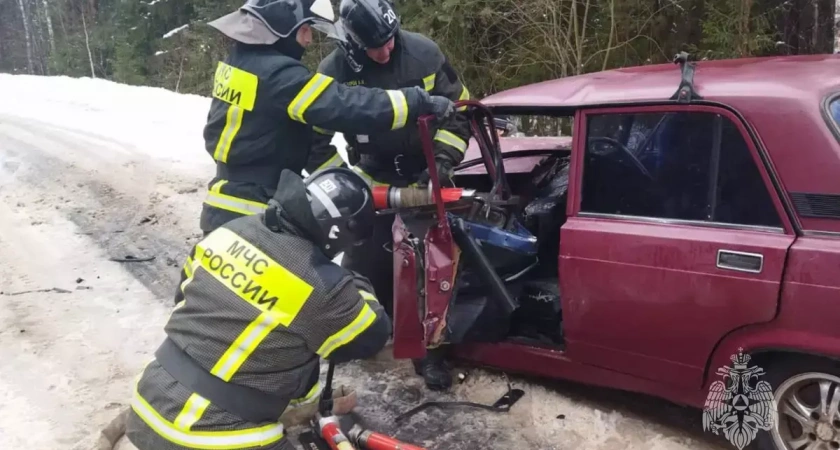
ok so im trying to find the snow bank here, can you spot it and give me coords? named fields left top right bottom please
left=0, top=74, right=347, bottom=178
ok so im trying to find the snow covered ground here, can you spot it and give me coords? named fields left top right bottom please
left=0, top=74, right=727, bottom=450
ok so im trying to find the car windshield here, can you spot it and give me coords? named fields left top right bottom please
left=831, top=97, right=840, bottom=129
left=497, top=115, right=573, bottom=138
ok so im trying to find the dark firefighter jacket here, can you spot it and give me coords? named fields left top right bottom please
left=199, top=41, right=439, bottom=233
left=304, top=30, right=472, bottom=187
left=126, top=174, right=391, bottom=450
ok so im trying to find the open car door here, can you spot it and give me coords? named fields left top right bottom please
left=391, top=102, right=530, bottom=359
left=390, top=114, right=460, bottom=359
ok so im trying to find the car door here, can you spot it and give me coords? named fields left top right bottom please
left=560, top=105, right=796, bottom=389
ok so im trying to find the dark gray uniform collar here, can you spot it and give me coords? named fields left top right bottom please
left=264, top=170, right=325, bottom=248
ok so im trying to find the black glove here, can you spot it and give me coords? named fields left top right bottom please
left=417, top=158, right=454, bottom=188
left=427, top=95, right=455, bottom=123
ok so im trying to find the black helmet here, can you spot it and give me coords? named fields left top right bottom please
left=338, top=0, right=399, bottom=49
left=209, top=0, right=336, bottom=45
left=304, top=167, right=375, bottom=258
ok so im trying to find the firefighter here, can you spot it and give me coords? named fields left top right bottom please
left=125, top=168, right=390, bottom=450
left=198, top=0, right=456, bottom=235
left=303, top=0, right=471, bottom=392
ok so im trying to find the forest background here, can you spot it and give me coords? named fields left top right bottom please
left=1, top=0, right=839, bottom=101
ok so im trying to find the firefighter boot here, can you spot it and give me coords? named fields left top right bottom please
left=412, top=346, right=451, bottom=391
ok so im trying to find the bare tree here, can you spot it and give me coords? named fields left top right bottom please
left=17, top=0, right=34, bottom=73
left=835, top=0, right=839, bottom=52
left=81, top=6, right=95, bottom=77
left=41, top=0, right=55, bottom=53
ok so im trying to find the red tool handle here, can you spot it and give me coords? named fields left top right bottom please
left=320, top=418, right=356, bottom=450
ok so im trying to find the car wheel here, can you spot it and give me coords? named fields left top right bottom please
left=755, top=358, right=840, bottom=450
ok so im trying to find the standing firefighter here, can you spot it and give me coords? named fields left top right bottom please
left=199, top=0, right=456, bottom=234
left=304, top=0, right=471, bottom=392
left=126, top=168, right=390, bottom=450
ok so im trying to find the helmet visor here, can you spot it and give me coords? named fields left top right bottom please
left=311, top=19, right=348, bottom=42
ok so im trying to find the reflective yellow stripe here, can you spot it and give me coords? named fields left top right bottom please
left=131, top=384, right=284, bottom=449
left=350, top=166, right=388, bottom=188
left=288, top=74, right=334, bottom=123
left=386, top=90, right=408, bottom=130
left=359, top=290, right=377, bottom=303
left=316, top=153, right=343, bottom=171
left=288, top=381, right=323, bottom=408
left=423, top=74, right=436, bottom=91
left=183, top=255, right=194, bottom=279
left=317, top=303, right=377, bottom=358
left=204, top=190, right=268, bottom=216
left=434, top=129, right=468, bottom=153
left=210, top=180, right=227, bottom=192
left=174, top=393, right=211, bottom=431
left=211, top=311, right=283, bottom=381
left=212, top=106, right=244, bottom=162
left=180, top=256, right=198, bottom=295
left=313, top=126, right=335, bottom=136
left=457, top=85, right=471, bottom=112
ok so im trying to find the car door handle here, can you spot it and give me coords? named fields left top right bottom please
left=716, top=249, right=764, bottom=274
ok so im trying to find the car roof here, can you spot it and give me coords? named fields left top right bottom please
left=481, top=54, right=840, bottom=109
left=477, top=55, right=840, bottom=233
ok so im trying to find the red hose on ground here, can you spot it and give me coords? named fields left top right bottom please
left=349, top=425, right=427, bottom=450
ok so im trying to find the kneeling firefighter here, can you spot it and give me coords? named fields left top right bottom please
left=199, top=0, right=456, bottom=234
left=126, top=168, right=391, bottom=450
left=304, top=0, right=472, bottom=392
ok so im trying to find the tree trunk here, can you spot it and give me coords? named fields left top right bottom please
left=17, top=0, right=34, bottom=74
left=813, top=0, right=820, bottom=50
left=835, top=0, right=839, bottom=52
left=176, top=56, right=186, bottom=93
left=81, top=10, right=95, bottom=78
left=41, top=0, right=55, bottom=53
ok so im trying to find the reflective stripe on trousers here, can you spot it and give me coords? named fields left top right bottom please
left=203, top=180, right=267, bottom=216
left=131, top=370, right=286, bottom=449
left=287, top=381, right=323, bottom=408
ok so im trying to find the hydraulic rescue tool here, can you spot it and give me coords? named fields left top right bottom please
left=372, top=185, right=476, bottom=210
left=299, top=362, right=428, bottom=450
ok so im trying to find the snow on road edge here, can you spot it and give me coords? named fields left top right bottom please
left=0, top=74, right=349, bottom=178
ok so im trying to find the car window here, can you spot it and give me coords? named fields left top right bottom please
left=831, top=98, right=840, bottom=129
left=581, top=111, right=782, bottom=229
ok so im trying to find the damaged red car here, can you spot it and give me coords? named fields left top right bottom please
left=381, top=54, right=840, bottom=450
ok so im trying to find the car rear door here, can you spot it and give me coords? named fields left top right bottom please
left=560, top=105, right=796, bottom=389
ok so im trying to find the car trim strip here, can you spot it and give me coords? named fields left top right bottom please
left=577, top=212, right=785, bottom=234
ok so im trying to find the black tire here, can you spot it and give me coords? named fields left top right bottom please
left=752, top=355, right=840, bottom=450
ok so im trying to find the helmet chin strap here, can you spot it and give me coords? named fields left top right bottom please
left=341, top=42, right=364, bottom=73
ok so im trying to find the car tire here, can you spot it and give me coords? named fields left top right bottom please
left=753, top=355, right=840, bottom=450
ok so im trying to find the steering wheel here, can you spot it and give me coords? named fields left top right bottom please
left=586, top=136, right=653, bottom=181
